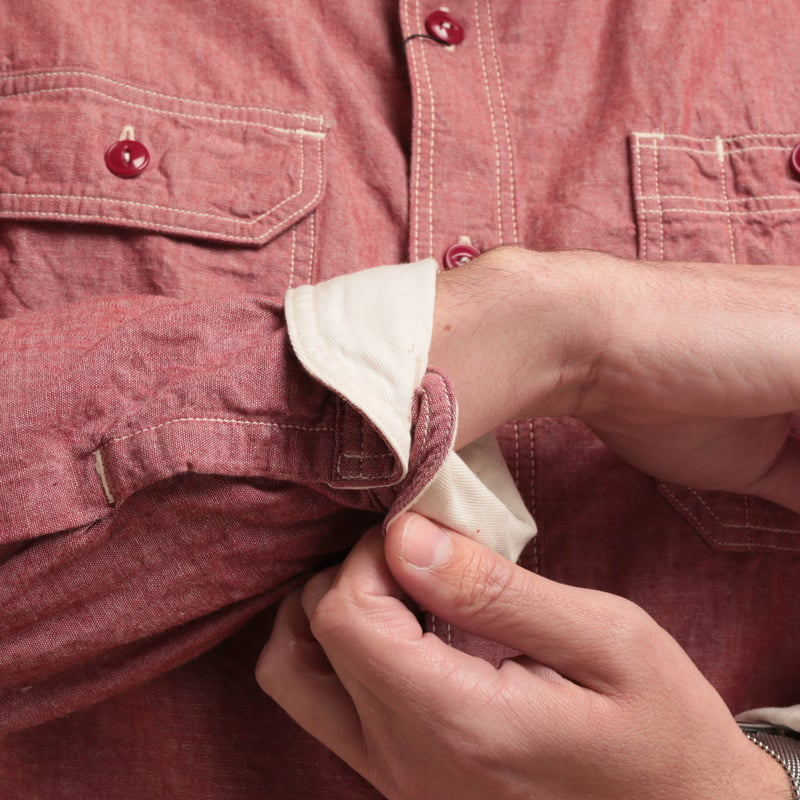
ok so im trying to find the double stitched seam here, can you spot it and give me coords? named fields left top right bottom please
left=403, top=0, right=422, bottom=261
left=3, top=134, right=309, bottom=226
left=92, top=417, right=334, bottom=506
left=633, top=132, right=800, bottom=144
left=100, top=417, right=333, bottom=445
left=644, top=144, right=794, bottom=156
left=687, top=488, right=800, bottom=533
left=485, top=1, right=519, bottom=241
left=419, top=0, right=437, bottom=260
left=1, top=136, right=325, bottom=243
left=716, top=136, right=738, bottom=263
left=528, top=419, right=539, bottom=573
left=640, top=194, right=800, bottom=203
left=418, top=372, right=457, bottom=645
left=288, top=225, right=298, bottom=289
left=662, top=485, right=800, bottom=548
left=639, top=207, right=800, bottom=217
left=335, top=453, right=395, bottom=481
left=634, top=136, right=648, bottom=258
left=337, top=413, right=394, bottom=482
left=652, top=139, right=665, bottom=260
left=306, top=213, right=316, bottom=284
left=660, top=485, right=723, bottom=545
left=404, top=0, right=437, bottom=260
left=1, top=69, right=324, bottom=125
left=473, top=0, right=504, bottom=239
left=1, top=86, right=325, bottom=138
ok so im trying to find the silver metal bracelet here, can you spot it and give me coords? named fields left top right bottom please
left=740, top=724, right=800, bottom=800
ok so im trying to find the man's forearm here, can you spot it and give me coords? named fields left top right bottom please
left=428, top=247, right=601, bottom=448
left=427, top=246, right=800, bottom=514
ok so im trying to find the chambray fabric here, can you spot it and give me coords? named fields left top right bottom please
left=2, top=1, right=800, bottom=798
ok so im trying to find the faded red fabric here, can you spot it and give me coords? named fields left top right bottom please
left=2, top=1, right=800, bottom=798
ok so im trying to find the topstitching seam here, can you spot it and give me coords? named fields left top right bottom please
left=3, top=86, right=325, bottom=137
left=485, top=0, right=519, bottom=241
left=0, top=136, right=324, bottom=242
left=1, top=69, right=324, bottom=124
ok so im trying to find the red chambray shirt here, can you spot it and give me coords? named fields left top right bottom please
left=2, top=1, right=800, bottom=798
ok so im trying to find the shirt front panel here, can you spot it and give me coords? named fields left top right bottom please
left=3, top=2, right=800, bottom=799
left=400, top=0, right=800, bottom=717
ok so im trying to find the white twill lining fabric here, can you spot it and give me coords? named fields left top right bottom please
left=285, top=259, right=536, bottom=562
left=738, top=706, right=800, bottom=734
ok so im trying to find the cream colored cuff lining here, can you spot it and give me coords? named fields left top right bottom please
left=285, top=260, right=536, bottom=562
left=737, top=705, right=800, bottom=733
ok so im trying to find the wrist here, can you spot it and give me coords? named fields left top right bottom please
left=428, top=246, right=607, bottom=447
left=739, top=725, right=800, bottom=800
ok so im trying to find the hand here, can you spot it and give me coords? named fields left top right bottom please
left=256, top=514, right=791, bottom=800
left=429, top=247, right=800, bottom=511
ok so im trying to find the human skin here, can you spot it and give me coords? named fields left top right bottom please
left=431, top=246, right=800, bottom=509
left=257, top=246, right=800, bottom=798
left=257, top=518, right=793, bottom=799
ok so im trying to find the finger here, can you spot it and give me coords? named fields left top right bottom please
left=384, top=513, right=659, bottom=692
left=309, top=527, right=509, bottom=717
left=748, top=432, right=800, bottom=514
left=308, top=527, right=421, bottom=650
left=255, top=588, right=366, bottom=773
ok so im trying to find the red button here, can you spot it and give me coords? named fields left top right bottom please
left=105, top=139, right=150, bottom=178
left=443, top=242, right=480, bottom=270
left=425, top=10, right=465, bottom=45
left=791, top=144, right=800, bottom=178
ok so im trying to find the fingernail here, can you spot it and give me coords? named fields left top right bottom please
left=399, top=515, right=453, bottom=570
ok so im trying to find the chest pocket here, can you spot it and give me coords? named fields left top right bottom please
left=630, top=131, right=800, bottom=553
left=0, top=70, right=327, bottom=304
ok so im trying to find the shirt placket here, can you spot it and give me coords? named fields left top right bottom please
left=400, top=0, right=520, bottom=265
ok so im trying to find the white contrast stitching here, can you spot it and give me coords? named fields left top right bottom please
left=288, top=224, right=298, bottom=289
left=93, top=449, right=116, bottom=506
left=1, top=69, right=324, bottom=126
left=653, top=139, right=665, bottom=259
left=529, top=419, right=538, bottom=573
left=307, top=212, right=316, bottom=284
left=2, top=85, right=326, bottom=138
left=687, top=488, right=800, bottom=533
left=635, top=143, right=794, bottom=156
left=638, top=194, right=800, bottom=203
left=0, top=133, right=308, bottom=226
left=486, top=1, right=519, bottom=242
left=717, top=137, right=737, bottom=263
left=340, top=453, right=393, bottom=460
left=419, top=0, right=436, bottom=259
left=631, top=131, right=800, bottom=143
left=474, top=0, right=503, bottom=239
left=639, top=206, right=800, bottom=217
left=334, top=455, right=393, bottom=481
left=101, top=417, right=333, bottom=447
left=404, top=0, right=422, bottom=262
left=0, top=136, right=324, bottom=242
left=662, top=485, right=800, bottom=548
left=633, top=136, right=649, bottom=258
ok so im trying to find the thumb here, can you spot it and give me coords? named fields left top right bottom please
left=385, top=512, right=654, bottom=692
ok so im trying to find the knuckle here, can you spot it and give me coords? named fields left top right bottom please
left=306, top=584, right=348, bottom=643
left=598, top=595, right=661, bottom=654
left=454, top=549, right=519, bottom=622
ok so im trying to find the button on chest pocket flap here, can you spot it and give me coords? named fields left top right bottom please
left=0, top=70, right=327, bottom=245
left=630, top=131, right=800, bottom=552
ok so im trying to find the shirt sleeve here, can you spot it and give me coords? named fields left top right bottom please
left=0, top=258, right=535, bottom=733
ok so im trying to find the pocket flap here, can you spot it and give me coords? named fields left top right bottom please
left=0, top=70, right=327, bottom=245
